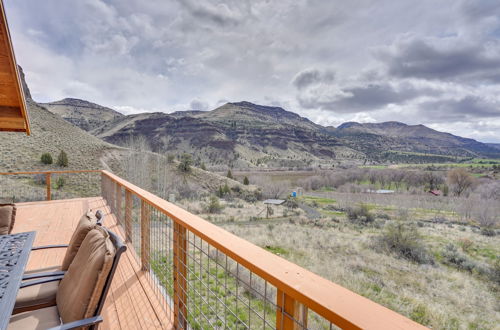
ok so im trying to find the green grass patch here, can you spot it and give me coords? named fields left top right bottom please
left=303, top=195, right=336, bottom=205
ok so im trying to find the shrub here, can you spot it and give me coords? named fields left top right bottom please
left=378, top=222, right=433, bottom=264
left=441, top=244, right=476, bottom=272
left=227, top=169, right=233, bottom=179
left=205, top=196, right=223, bottom=214
left=457, top=238, right=474, bottom=252
left=40, top=153, right=53, bottom=164
left=167, top=154, right=175, bottom=163
left=243, top=176, right=249, bottom=185
left=480, top=227, right=496, bottom=236
left=56, top=150, right=68, bottom=167
left=285, top=197, right=299, bottom=209
left=447, top=168, right=474, bottom=196
left=178, top=153, right=192, bottom=173
left=346, top=204, right=374, bottom=224
left=222, top=183, right=230, bottom=195
left=200, top=163, right=206, bottom=170
left=55, top=177, right=65, bottom=189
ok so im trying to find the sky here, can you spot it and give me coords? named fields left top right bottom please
left=4, top=0, right=500, bottom=142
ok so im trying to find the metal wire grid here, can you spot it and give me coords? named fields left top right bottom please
left=50, top=172, right=100, bottom=200
left=102, top=178, right=336, bottom=329
left=0, top=174, right=45, bottom=202
left=0, top=172, right=101, bottom=202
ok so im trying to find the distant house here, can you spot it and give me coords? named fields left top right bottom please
left=429, top=190, right=441, bottom=196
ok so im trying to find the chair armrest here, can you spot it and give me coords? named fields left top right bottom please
left=31, top=244, right=69, bottom=251
left=47, top=316, right=103, bottom=330
left=22, top=271, right=65, bottom=281
left=20, top=275, right=64, bottom=288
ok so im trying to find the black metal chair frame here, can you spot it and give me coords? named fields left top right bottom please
left=17, top=227, right=126, bottom=330
left=22, top=210, right=105, bottom=281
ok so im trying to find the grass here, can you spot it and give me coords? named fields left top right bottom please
left=222, top=218, right=500, bottom=329
left=302, top=196, right=336, bottom=205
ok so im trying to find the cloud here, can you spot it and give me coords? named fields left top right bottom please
left=419, top=96, right=500, bottom=120
left=4, top=0, right=500, bottom=142
left=189, top=99, right=209, bottom=110
left=292, top=68, right=335, bottom=90
left=377, top=36, right=500, bottom=82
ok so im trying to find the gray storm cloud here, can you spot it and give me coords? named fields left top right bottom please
left=4, top=0, right=500, bottom=142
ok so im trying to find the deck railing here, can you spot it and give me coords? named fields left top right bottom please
left=1, top=170, right=426, bottom=329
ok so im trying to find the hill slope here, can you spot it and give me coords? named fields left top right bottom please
left=92, top=102, right=361, bottom=168
left=42, top=98, right=124, bottom=131
left=330, top=121, right=500, bottom=161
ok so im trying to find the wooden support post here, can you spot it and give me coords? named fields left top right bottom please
left=45, top=173, right=51, bottom=201
left=140, top=200, right=151, bottom=270
left=276, top=289, right=308, bottom=330
left=125, top=189, right=132, bottom=243
left=173, top=222, right=188, bottom=329
left=115, top=182, right=122, bottom=224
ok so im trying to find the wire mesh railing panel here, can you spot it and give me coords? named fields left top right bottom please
left=0, top=174, right=45, bottom=202
left=171, top=228, right=281, bottom=330
left=50, top=172, right=101, bottom=200
left=0, top=171, right=101, bottom=203
left=100, top=171, right=424, bottom=330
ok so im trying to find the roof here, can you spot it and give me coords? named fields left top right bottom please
left=0, top=0, right=30, bottom=134
left=263, top=199, right=286, bottom=205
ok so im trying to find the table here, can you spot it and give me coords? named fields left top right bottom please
left=0, top=231, right=35, bottom=330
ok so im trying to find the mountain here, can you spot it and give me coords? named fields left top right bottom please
left=42, top=98, right=124, bottom=131
left=86, top=101, right=500, bottom=167
left=91, top=102, right=361, bottom=168
left=487, top=143, right=500, bottom=151
left=330, top=121, right=500, bottom=161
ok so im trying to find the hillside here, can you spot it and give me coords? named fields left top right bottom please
left=92, top=102, right=361, bottom=168
left=330, top=122, right=500, bottom=161
left=42, top=98, right=124, bottom=131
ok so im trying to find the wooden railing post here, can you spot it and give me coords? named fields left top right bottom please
left=45, top=173, right=51, bottom=201
left=173, top=222, right=187, bottom=329
left=140, top=200, right=150, bottom=271
left=276, top=290, right=308, bottom=330
left=115, top=182, right=122, bottom=224
left=125, top=189, right=132, bottom=242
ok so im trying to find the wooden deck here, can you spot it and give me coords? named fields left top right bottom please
left=11, top=197, right=173, bottom=329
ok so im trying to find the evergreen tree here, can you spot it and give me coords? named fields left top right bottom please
left=227, top=169, right=233, bottom=179
left=57, top=150, right=68, bottom=167
left=41, top=153, right=53, bottom=164
left=243, top=176, right=249, bottom=185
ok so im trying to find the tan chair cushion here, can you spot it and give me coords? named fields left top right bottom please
left=8, top=306, right=61, bottom=330
left=14, top=280, right=59, bottom=312
left=57, top=226, right=116, bottom=323
left=60, top=210, right=98, bottom=270
left=0, top=203, right=16, bottom=235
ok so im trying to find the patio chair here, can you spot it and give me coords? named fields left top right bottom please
left=9, top=226, right=126, bottom=330
left=13, top=209, right=104, bottom=313
left=0, top=203, right=16, bottom=235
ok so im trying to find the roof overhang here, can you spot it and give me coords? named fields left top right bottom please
left=0, top=0, right=30, bottom=135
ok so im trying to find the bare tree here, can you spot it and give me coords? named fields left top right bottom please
left=447, top=168, right=475, bottom=196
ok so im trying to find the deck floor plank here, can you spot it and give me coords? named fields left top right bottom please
left=12, top=197, right=173, bottom=330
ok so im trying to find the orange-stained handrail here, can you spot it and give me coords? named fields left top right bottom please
left=0, top=170, right=101, bottom=175
left=101, top=170, right=426, bottom=330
